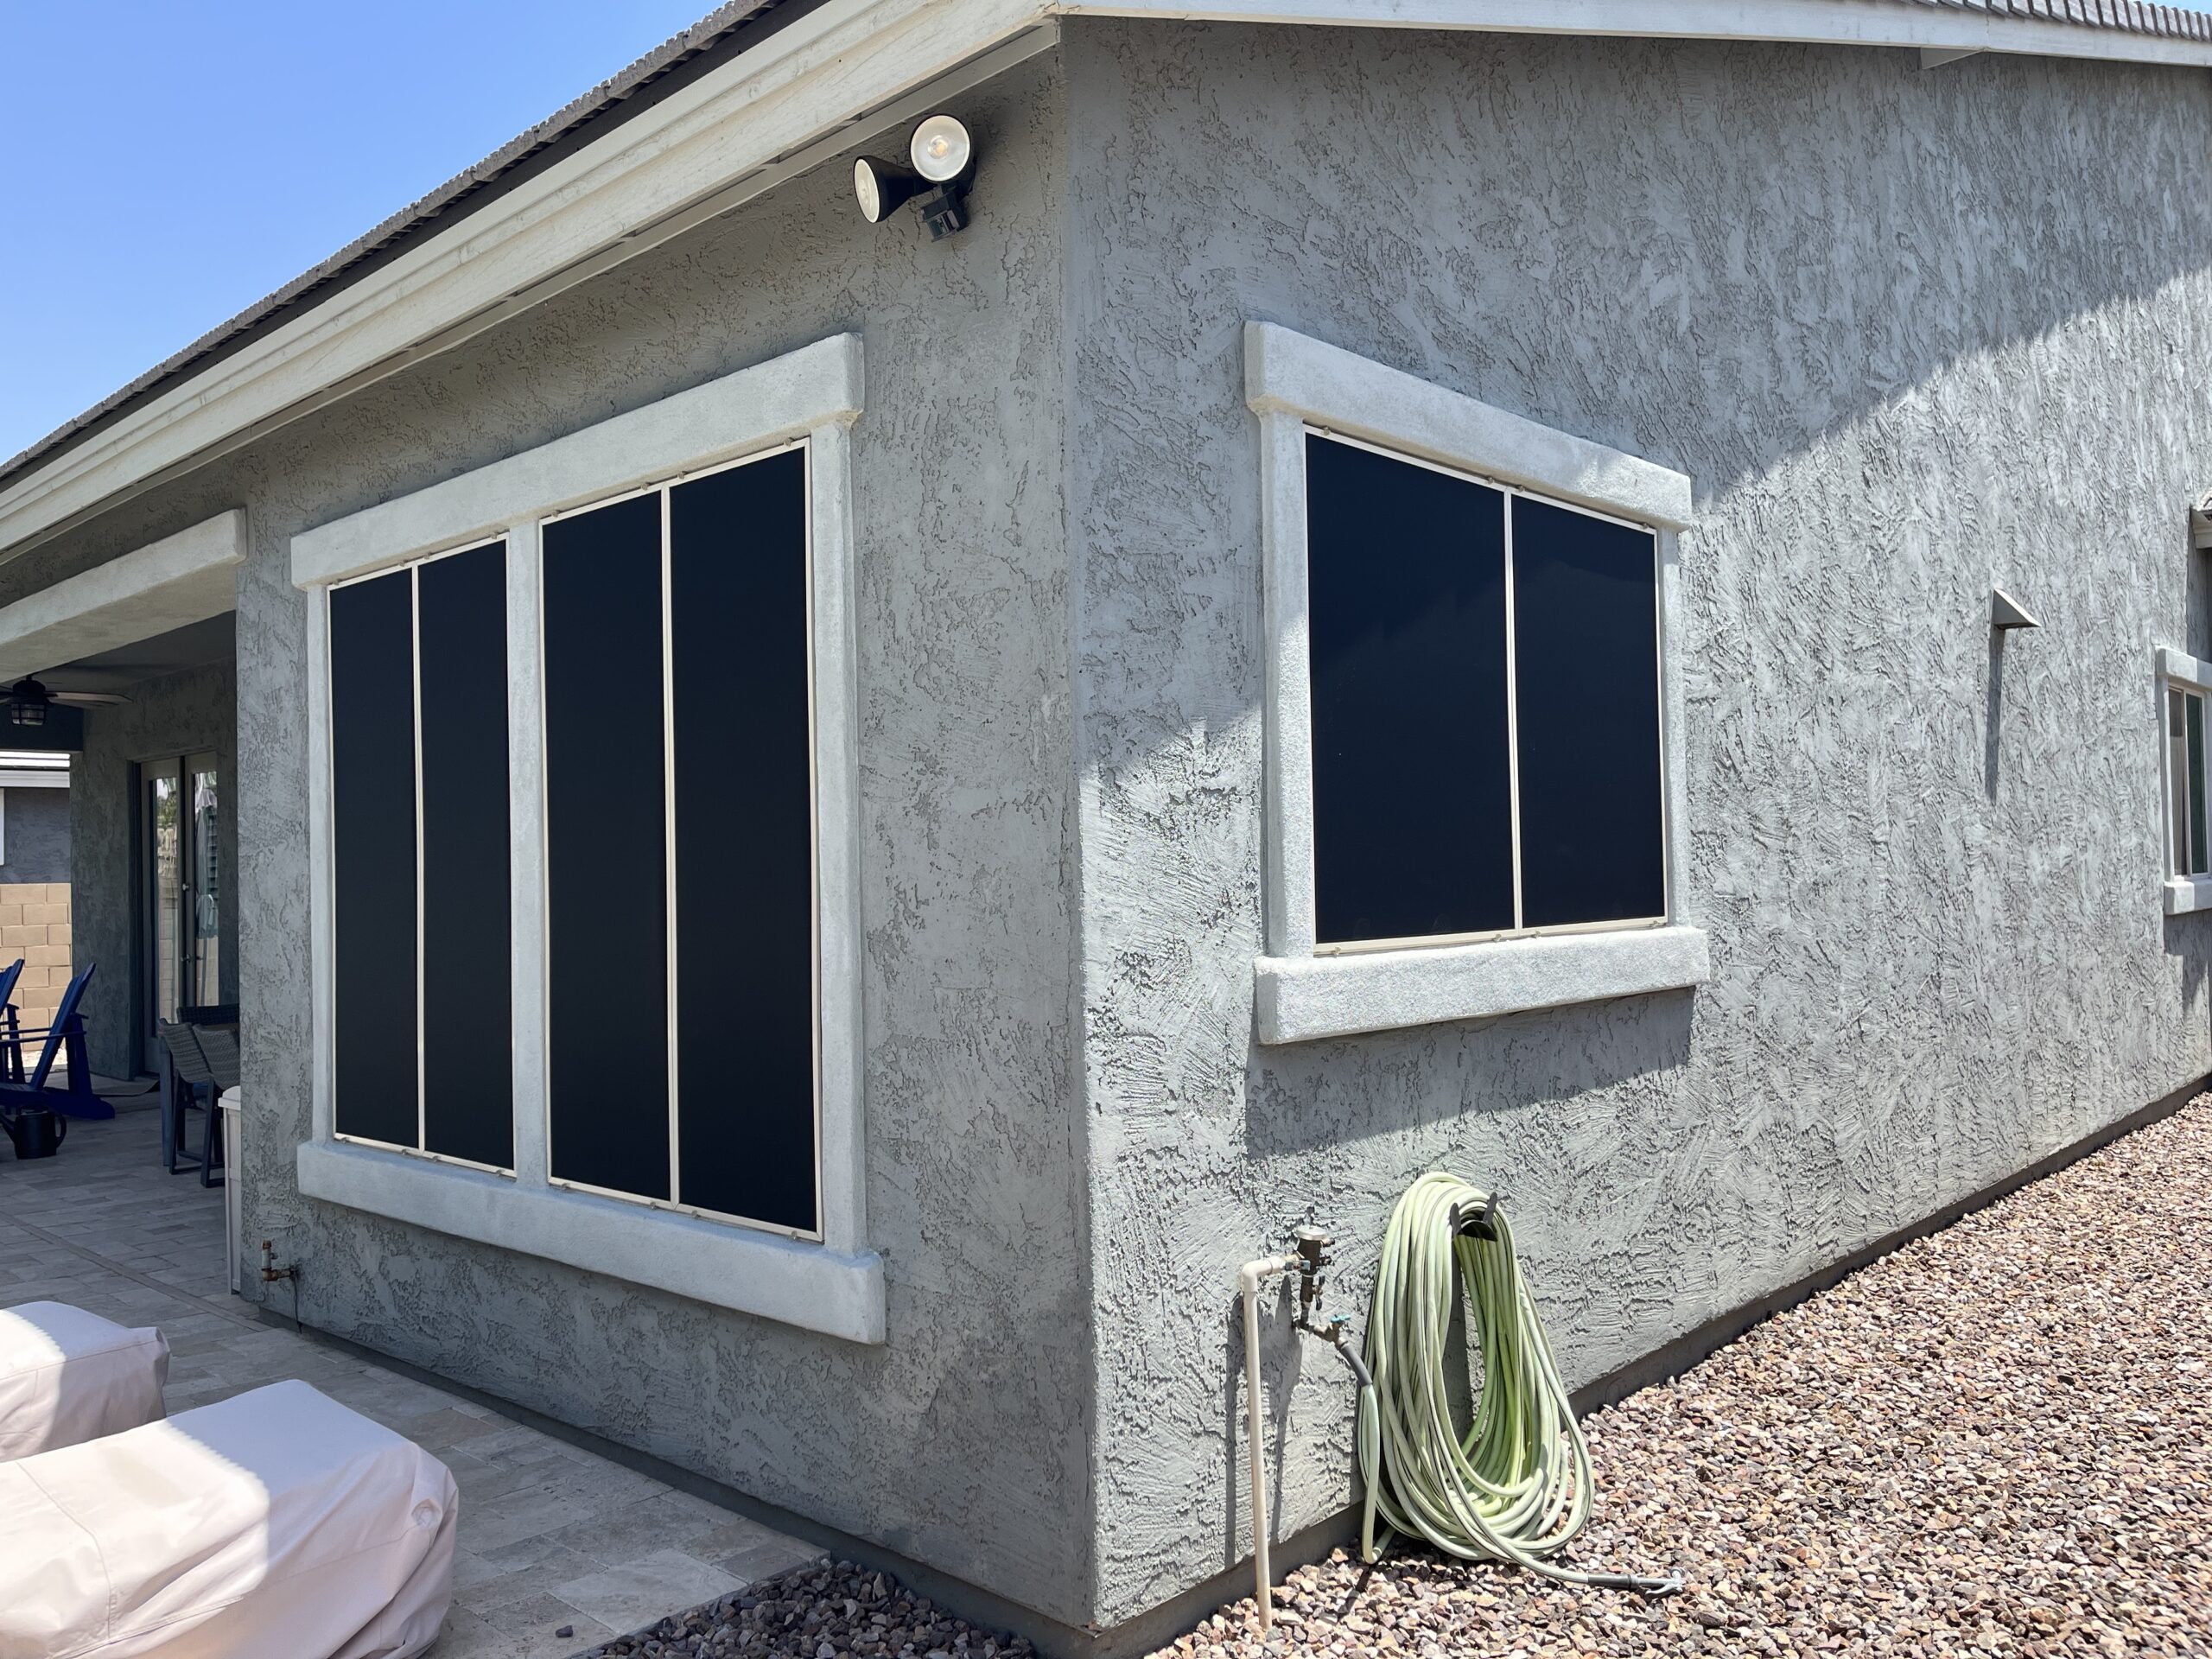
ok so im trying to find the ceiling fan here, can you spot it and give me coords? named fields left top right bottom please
left=3, top=677, right=128, bottom=728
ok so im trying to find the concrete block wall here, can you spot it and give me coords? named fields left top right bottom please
left=0, top=882, right=72, bottom=1034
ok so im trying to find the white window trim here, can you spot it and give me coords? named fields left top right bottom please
left=290, top=334, right=881, bottom=1344
left=1245, top=322, right=1709, bottom=1044
left=2158, top=645, right=2212, bottom=917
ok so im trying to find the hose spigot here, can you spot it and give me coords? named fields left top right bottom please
left=1291, top=1224, right=1332, bottom=1319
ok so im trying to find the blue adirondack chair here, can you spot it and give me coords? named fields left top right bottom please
left=0, top=963, right=110, bottom=1122
left=0, top=959, right=25, bottom=1078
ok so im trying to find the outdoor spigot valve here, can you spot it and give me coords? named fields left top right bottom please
left=1292, top=1225, right=1332, bottom=1315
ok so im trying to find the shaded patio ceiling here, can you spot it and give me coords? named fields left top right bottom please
left=38, top=613, right=235, bottom=697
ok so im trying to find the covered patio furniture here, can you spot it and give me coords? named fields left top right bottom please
left=0, top=1302, right=168, bottom=1462
left=0, top=1377, right=457, bottom=1658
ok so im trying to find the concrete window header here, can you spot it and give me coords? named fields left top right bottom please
left=1244, top=323, right=1710, bottom=1043
left=289, top=336, right=881, bottom=1343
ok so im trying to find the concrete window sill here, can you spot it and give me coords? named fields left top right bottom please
left=2166, top=875, right=2212, bottom=916
left=1254, top=925, right=1712, bottom=1044
left=296, top=1140, right=885, bottom=1344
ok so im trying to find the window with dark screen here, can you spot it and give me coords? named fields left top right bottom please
left=542, top=446, right=820, bottom=1236
left=328, top=541, right=512, bottom=1163
left=1305, top=433, right=1665, bottom=947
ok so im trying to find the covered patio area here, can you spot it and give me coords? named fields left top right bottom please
left=0, top=1057, right=822, bottom=1655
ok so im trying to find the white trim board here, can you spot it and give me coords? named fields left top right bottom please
left=1256, top=925, right=1712, bottom=1043
left=1247, top=322, right=1694, bottom=531
left=1247, top=322, right=1696, bottom=1026
left=0, top=511, right=244, bottom=682
left=1067, top=1, right=2212, bottom=67
left=296, top=334, right=878, bottom=1341
left=291, top=334, right=862, bottom=586
left=296, top=1139, right=885, bottom=1343
left=4, top=1, right=2204, bottom=564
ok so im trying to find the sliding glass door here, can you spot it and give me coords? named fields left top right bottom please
left=143, top=752, right=221, bottom=1063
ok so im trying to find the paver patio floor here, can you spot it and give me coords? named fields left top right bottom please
left=0, top=1103, right=823, bottom=1657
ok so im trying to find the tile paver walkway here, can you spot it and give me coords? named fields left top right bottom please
left=0, top=1103, right=823, bottom=1657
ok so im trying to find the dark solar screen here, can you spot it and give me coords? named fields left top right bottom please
left=670, top=451, right=817, bottom=1231
left=1511, top=496, right=1664, bottom=927
left=543, top=494, right=671, bottom=1201
left=1306, top=435, right=1515, bottom=944
left=329, top=569, right=419, bottom=1146
left=417, top=543, right=514, bottom=1168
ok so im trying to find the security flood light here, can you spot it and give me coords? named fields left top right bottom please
left=909, top=114, right=972, bottom=182
left=852, top=156, right=925, bottom=225
left=854, top=113, right=976, bottom=239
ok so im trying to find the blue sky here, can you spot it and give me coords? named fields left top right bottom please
left=0, top=1, right=715, bottom=462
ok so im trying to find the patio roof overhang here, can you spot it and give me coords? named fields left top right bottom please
left=0, top=512, right=244, bottom=684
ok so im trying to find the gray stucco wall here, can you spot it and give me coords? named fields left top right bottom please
left=1, top=786, right=69, bottom=886
left=1064, top=23, right=2212, bottom=1623
left=16, top=16, right=2212, bottom=1640
left=16, top=53, right=1091, bottom=1624
left=70, top=660, right=238, bottom=1077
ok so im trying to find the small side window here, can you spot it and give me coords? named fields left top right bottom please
left=2171, top=683, right=2209, bottom=878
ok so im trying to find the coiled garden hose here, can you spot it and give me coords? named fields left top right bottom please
left=1354, top=1173, right=1681, bottom=1594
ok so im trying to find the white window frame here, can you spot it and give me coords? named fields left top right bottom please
left=2159, top=645, right=2212, bottom=915
left=326, top=536, right=513, bottom=1176
left=289, top=334, right=880, bottom=1343
left=1245, top=322, right=1711, bottom=1044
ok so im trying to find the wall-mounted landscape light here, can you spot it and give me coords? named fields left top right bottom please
left=854, top=113, right=976, bottom=239
left=1991, top=588, right=2039, bottom=631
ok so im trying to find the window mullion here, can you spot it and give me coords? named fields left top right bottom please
left=662, top=486, right=682, bottom=1211
left=1502, top=490, right=1524, bottom=933
left=410, top=563, right=428, bottom=1154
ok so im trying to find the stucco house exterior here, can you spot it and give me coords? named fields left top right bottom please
left=6, top=0, right=2212, bottom=1648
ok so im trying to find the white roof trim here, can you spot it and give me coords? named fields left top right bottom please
left=1071, top=1, right=2212, bottom=66
left=2, top=0, right=2205, bottom=564
left=0, top=511, right=244, bottom=683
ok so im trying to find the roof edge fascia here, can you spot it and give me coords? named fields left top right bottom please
left=1071, top=1, right=2212, bottom=68
left=6, top=0, right=2207, bottom=563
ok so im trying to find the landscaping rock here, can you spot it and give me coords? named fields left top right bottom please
left=1153, top=1093, right=2212, bottom=1657
left=575, top=1560, right=1037, bottom=1659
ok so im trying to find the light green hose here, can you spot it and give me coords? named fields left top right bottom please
left=1354, top=1173, right=1681, bottom=1594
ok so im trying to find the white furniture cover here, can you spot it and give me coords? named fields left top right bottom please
left=0, top=1378, right=457, bottom=1659
left=0, top=1302, right=168, bottom=1462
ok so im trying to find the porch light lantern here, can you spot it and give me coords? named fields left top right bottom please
left=6, top=677, right=48, bottom=728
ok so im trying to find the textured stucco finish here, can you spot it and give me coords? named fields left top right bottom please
left=12, top=17, right=2212, bottom=1641
left=1064, top=22, right=2212, bottom=1624
left=71, top=659, right=238, bottom=1077
left=17, top=55, right=1090, bottom=1624
left=2, top=786, right=70, bottom=887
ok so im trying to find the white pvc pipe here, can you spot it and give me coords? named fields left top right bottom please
left=1236, top=1251, right=1300, bottom=1631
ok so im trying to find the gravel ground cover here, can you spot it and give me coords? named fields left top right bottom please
left=1166, top=1093, right=2212, bottom=1658
left=577, top=1095, right=2212, bottom=1659
left=575, top=1561, right=1037, bottom=1659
